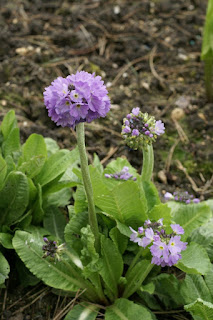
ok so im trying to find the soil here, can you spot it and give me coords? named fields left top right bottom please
left=0, top=0, right=212, bottom=319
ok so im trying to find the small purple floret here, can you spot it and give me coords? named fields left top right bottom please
left=123, top=126, right=131, bottom=133
left=132, top=107, right=140, bottom=116
left=155, top=120, right=165, bottom=136
left=171, top=224, right=184, bottom=235
left=132, top=129, right=139, bottom=136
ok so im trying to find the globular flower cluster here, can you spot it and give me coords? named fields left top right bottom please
left=42, top=237, right=64, bottom=260
left=121, top=108, right=165, bottom=150
left=104, top=166, right=136, bottom=181
left=164, top=191, right=200, bottom=204
left=43, top=71, right=111, bottom=128
left=129, top=220, right=187, bottom=267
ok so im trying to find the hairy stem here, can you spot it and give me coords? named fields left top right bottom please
left=76, top=123, right=100, bottom=252
left=141, top=144, right=154, bottom=181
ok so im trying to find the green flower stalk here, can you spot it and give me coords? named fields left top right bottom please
left=121, top=108, right=165, bottom=181
left=76, top=123, right=100, bottom=252
left=201, top=0, right=213, bottom=102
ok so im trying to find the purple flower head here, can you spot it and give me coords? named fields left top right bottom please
left=44, top=71, right=110, bottom=128
left=154, top=120, right=165, bottom=135
left=104, top=174, right=111, bottom=179
left=171, top=224, right=184, bottom=235
left=129, top=218, right=187, bottom=268
left=193, top=198, right=200, bottom=203
left=121, top=109, right=165, bottom=150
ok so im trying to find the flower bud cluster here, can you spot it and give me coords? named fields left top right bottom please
left=164, top=191, right=200, bottom=204
left=129, top=220, right=187, bottom=267
left=104, top=166, right=136, bottom=181
left=121, top=108, right=165, bottom=150
left=42, top=237, right=64, bottom=260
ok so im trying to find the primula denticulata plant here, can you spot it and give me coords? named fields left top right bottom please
left=1, top=71, right=213, bottom=319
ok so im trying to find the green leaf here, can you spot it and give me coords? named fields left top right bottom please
left=13, top=230, right=84, bottom=292
left=80, top=225, right=101, bottom=278
left=0, top=110, right=17, bottom=139
left=153, top=274, right=183, bottom=308
left=28, top=178, right=37, bottom=203
left=205, top=199, right=213, bottom=215
left=74, top=185, right=87, bottom=214
left=123, top=260, right=153, bottom=299
left=93, top=153, right=103, bottom=173
left=180, top=274, right=212, bottom=305
left=106, top=157, right=137, bottom=175
left=141, top=282, right=155, bottom=295
left=0, top=233, right=13, bottom=249
left=0, top=251, right=10, bottom=285
left=105, top=298, right=153, bottom=320
left=0, top=155, right=7, bottom=190
left=116, top=221, right=131, bottom=237
left=18, top=155, right=46, bottom=178
left=137, top=290, right=161, bottom=311
left=32, top=183, right=44, bottom=224
left=184, top=298, right=213, bottom=320
left=23, top=134, right=47, bottom=161
left=91, top=167, right=148, bottom=227
left=43, top=180, right=77, bottom=196
left=172, top=203, right=212, bottom=240
left=43, top=188, right=72, bottom=208
left=64, top=303, right=99, bottom=320
left=0, top=171, right=29, bottom=226
left=44, top=137, right=60, bottom=157
left=64, top=212, right=88, bottom=255
left=34, top=149, right=74, bottom=186
left=109, top=227, right=128, bottom=254
left=177, top=242, right=211, bottom=275
left=205, top=264, right=213, bottom=298
left=100, top=235, right=123, bottom=298
left=148, top=203, right=171, bottom=225
left=142, top=181, right=160, bottom=211
left=2, top=128, right=20, bottom=157
left=5, top=155, right=15, bottom=175
left=190, top=219, right=213, bottom=261
left=43, top=206, right=67, bottom=241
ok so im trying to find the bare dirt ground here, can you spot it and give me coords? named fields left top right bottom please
left=0, top=0, right=212, bottom=319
